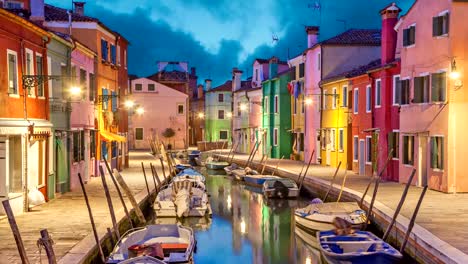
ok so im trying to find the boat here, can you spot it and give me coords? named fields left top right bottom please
left=262, top=178, right=299, bottom=199
left=119, top=256, right=167, bottom=264
left=154, top=180, right=212, bottom=218
left=294, top=226, right=323, bottom=263
left=231, top=167, right=258, bottom=181
left=223, top=163, right=240, bottom=175
left=317, top=230, right=403, bottom=264
left=107, top=224, right=195, bottom=264
left=175, top=164, right=192, bottom=173
left=194, top=157, right=203, bottom=166
left=204, top=156, right=229, bottom=170
left=174, top=168, right=205, bottom=184
left=188, top=150, right=201, bottom=166
left=244, top=175, right=281, bottom=186
left=295, top=202, right=366, bottom=232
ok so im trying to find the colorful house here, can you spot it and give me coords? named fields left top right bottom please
left=262, top=57, right=293, bottom=159
left=0, top=5, right=52, bottom=214
left=303, top=27, right=381, bottom=164
left=129, top=78, right=188, bottom=150
left=117, top=35, right=130, bottom=169
left=189, top=84, right=205, bottom=146
left=204, top=80, right=232, bottom=142
left=396, top=0, right=468, bottom=192
left=232, top=68, right=262, bottom=154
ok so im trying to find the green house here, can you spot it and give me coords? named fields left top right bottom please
left=204, top=80, right=232, bottom=142
left=262, top=58, right=292, bottom=159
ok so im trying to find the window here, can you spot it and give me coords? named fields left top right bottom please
left=322, top=90, right=327, bottom=110
left=433, top=12, right=449, bottom=37
left=111, top=91, right=117, bottom=112
left=80, top=69, right=86, bottom=100
left=101, top=39, right=108, bottom=61
left=255, top=69, right=259, bottom=81
left=393, top=75, right=401, bottom=105
left=366, top=85, right=371, bottom=112
left=5, top=1, right=24, bottom=8
left=237, top=102, right=242, bottom=116
left=353, top=89, right=359, bottom=114
left=298, top=133, right=304, bottom=152
left=413, top=75, right=429, bottom=103
left=338, top=129, right=344, bottom=152
left=177, top=104, right=184, bottom=115
left=135, top=83, right=142, bottom=91
left=219, top=130, right=228, bottom=140
left=102, top=88, right=108, bottom=110
left=375, top=79, right=381, bottom=107
left=400, top=79, right=410, bottom=105
left=293, top=97, right=297, bottom=114
left=403, top=135, right=414, bottom=165
left=73, top=132, right=80, bottom=162
left=430, top=136, right=444, bottom=170
left=332, top=88, right=337, bottom=109
left=317, top=53, right=321, bottom=71
left=366, top=136, right=372, bottom=163
left=264, top=96, right=269, bottom=113
left=321, top=130, right=327, bottom=149
left=124, top=50, right=127, bottom=68
left=112, top=142, right=117, bottom=158
left=273, top=128, right=278, bottom=146
left=135, top=128, right=144, bottom=140
left=388, top=131, right=399, bottom=159
left=110, top=44, right=116, bottom=64
left=431, top=72, right=446, bottom=102
left=89, top=73, right=96, bottom=101
left=80, top=130, right=85, bottom=161
left=353, top=136, right=359, bottom=161
left=274, top=95, right=279, bottom=113
left=330, top=129, right=336, bottom=151
left=36, top=54, right=44, bottom=97
left=90, top=130, right=96, bottom=158
left=218, top=110, right=225, bottom=119
left=403, top=25, right=416, bottom=46
left=117, top=45, right=121, bottom=65
left=342, top=86, right=348, bottom=107
left=301, top=95, right=305, bottom=113
left=218, top=93, right=224, bottom=102
left=7, top=50, right=18, bottom=95
left=25, top=50, right=34, bottom=93
left=299, top=63, right=305, bottom=78
left=148, top=83, right=155, bottom=91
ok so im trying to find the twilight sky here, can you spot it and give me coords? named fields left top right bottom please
left=45, top=0, right=413, bottom=86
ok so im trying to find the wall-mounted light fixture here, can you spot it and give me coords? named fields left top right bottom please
left=450, top=59, right=463, bottom=90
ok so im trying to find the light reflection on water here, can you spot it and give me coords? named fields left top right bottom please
left=168, top=167, right=324, bottom=264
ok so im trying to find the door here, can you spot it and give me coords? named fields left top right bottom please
left=418, top=136, right=427, bottom=187
left=359, top=140, right=365, bottom=175
left=316, top=130, right=321, bottom=163
left=0, top=138, right=6, bottom=196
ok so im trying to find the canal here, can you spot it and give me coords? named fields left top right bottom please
left=151, top=167, right=322, bottom=264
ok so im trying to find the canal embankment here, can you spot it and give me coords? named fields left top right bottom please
left=216, top=151, right=468, bottom=264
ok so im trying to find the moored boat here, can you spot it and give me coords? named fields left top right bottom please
left=119, top=256, right=167, bottom=264
left=188, top=150, right=201, bottom=166
left=231, top=167, right=258, bottom=181
left=205, top=161, right=229, bottom=170
left=175, top=164, right=192, bottom=173
left=317, top=230, right=403, bottom=264
left=175, top=168, right=205, bottom=184
left=295, top=202, right=366, bottom=232
left=223, top=163, right=239, bottom=175
left=244, top=174, right=281, bottom=186
left=107, top=224, right=195, bottom=264
left=262, top=178, right=299, bottom=199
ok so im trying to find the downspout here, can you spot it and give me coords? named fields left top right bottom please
left=67, top=37, right=76, bottom=191
left=20, top=38, right=29, bottom=212
left=367, top=72, right=376, bottom=174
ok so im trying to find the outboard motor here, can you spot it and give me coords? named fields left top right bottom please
left=272, top=180, right=289, bottom=199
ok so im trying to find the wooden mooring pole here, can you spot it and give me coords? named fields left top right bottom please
left=271, top=156, right=284, bottom=176
left=37, top=229, right=56, bottom=264
left=360, top=149, right=393, bottom=207
left=141, top=162, right=151, bottom=196
left=99, top=166, right=120, bottom=240
left=323, top=161, right=342, bottom=201
left=77, top=173, right=105, bottom=263
left=299, top=150, right=315, bottom=191
left=400, top=185, right=428, bottom=253
left=114, top=169, right=147, bottom=224
left=2, top=200, right=30, bottom=264
left=151, top=163, right=162, bottom=188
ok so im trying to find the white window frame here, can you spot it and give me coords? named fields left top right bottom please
left=391, top=129, right=400, bottom=160
left=25, top=48, right=34, bottom=75
left=177, top=103, right=185, bottom=115
left=7, top=49, right=19, bottom=97
left=353, top=136, right=359, bottom=161
left=332, top=87, right=337, bottom=109
left=47, top=56, right=52, bottom=98
left=219, top=130, right=229, bottom=141
left=338, top=128, right=344, bottom=152
left=264, top=96, right=269, bottom=114
left=330, top=128, right=336, bottom=151
left=36, top=52, right=46, bottom=99
left=404, top=23, right=417, bottom=48
left=375, top=79, right=381, bottom=108
left=135, top=128, right=144, bottom=141
left=392, top=75, right=401, bottom=106
left=366, top=85, right=371, bottom=113
left=273, top=128, right=278, bottom=146
left=365, top=136, right=372, bottom=164
left=342, top=86, right=348, bottom=107
left=353, top=88, right=359, bottom=114
left=323, top=89, right=327, bottom=110
left=274, top=95, right=279, bottom=113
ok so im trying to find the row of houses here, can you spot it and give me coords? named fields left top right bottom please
left=204, top=0, right=468, bottom=193
left=0, top=0, right=129, bottom=214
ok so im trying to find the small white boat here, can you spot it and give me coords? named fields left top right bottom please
left=175, top=169, right=205, bottom=184
left=107, top=224, right=194, bottom=264
left=231, top=167, right=258, bottom=181
left=262, top=178, right=299, bottom=198
left=223, top=163, right=239, bottom=175
left=154, top=180, right=212, bottom=218
left=119, top=256, right=167, bottom=264
left=295, top=202, right=366, bottom=232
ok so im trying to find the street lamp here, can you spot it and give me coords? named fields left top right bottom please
left=124, top=100, right=135, bottom=108
left=239, top=103, right=248, bottom=111
left=69, top=86, right=82, bottom=96
left=135, top=107, right=145, bottom=115
left=197, top=112, right=205, bottom=119
left=304, top=98, right=313, bottom=105
left=226, top=112, right=233, bottom=118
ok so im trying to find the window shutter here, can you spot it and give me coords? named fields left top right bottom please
left=414, top=77, right=423, bottom=103
left=388, top=132, right=394, bottom=157
left=444, top=13, right=450, bottom=34
left=395, top=79, right=402, bottom=104
left=432, top=17, right=439, bottom=36
left=403, top=29, right=408, bottom=46
left=431, top=74, right=439, bottom=102
left=409, top=26, right=415, bottom=45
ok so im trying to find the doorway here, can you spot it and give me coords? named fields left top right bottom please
left=359, top=139, right=365, bottom=175
left=418, top=136, right=428, bottom=187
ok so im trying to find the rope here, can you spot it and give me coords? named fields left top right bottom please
left=37, top=236, right=55, bottom=263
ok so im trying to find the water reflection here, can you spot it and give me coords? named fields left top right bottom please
left=176, top=168, right=321, bottom=264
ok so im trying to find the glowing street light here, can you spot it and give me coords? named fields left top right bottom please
left=304, top=98, right=313, bottom=105
left=135, top=107, right=145, bottom=115
left=226, top=112, right=233, bottom=118
left=240, top=219, right=246, bottom=234
left=450, top=71, right=461, bottom=80
left=124, top=100, right=135, bottom=108
left=197, top=112, right=205, bottom=119
left=239, top=103, right=248, bottom=111
left=69, top=86, right=81, bottom=96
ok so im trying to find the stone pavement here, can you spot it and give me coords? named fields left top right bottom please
left=0, top=150, right=165, bottom=264
left=220, top=151, right=468, bottom=263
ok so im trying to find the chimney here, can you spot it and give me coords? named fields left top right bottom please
left=197, top=84, right=204, bottom=99
left=30, top=0, right=45, bottom=22
left=204, top=79, right=212, bottom=91
left=305, top=26, right=319, bottom=48
left=73, top=1, right=85, bottom=16
left=232, top=68, right=243, bottom=91
left=191, top=67, right=196, bottom=76
left=380, top=3, right=401, bottom=64
left=269, top=57, right=279, bottom=79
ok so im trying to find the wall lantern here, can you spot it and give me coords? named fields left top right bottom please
left=450, top=59, right=463, bottom=90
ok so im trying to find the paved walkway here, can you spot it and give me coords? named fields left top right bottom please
left=221, top=151, right=468, bottom=263
left=0, top=150, right=164, bottom=264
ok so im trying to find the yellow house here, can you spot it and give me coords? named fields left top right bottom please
left=288, top=55, right=306, bottom=161
left=320, top=77, right=352, bottom=169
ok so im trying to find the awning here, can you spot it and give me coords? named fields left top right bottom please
left=100, top=130, right=126, bottom=142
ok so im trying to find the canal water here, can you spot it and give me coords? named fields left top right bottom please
left=152, top=167, right=323, bottom=264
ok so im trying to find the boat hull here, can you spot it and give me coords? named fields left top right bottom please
left=263, top=188, right=299, bottom=198
left=244, top=175, right=279, bottom=186
left=205, top=162, right=229, bottom=170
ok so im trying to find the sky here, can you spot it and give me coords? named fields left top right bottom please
left=45, top=0, right=414, bottom=87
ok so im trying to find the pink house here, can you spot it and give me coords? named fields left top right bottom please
left=69, top=41, right=96, bottom=191
left=129, top=78, right=188, bottom=150
left=397, top=0, right=468, bottom=192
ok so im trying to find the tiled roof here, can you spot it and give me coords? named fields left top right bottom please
left=320, top=59, right=382, bottom=84
left=207, top=81, right=232, bottom=93
left=254, top=58, right=288, bottom=65
left=234, top=80, right=257, bottom=93
left=321, top=29, right=381, bottom=46
left=44, top=4, right=98, bottom=22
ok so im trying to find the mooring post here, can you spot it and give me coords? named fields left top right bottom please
left=400, top=185, right=428, bottom=253
left=114, top=169, right=147, bottom=224
left=151, top=163, right=162, bottom=188
left=2, top=200, right=30, bottom=264
left=37, top=229, right=56, bottom=264
left=323, top=161, right=342, bottom=201
left=106, top=227, right=115, bottom=247
left=103, top=157, right=133, bottom=229
left=99, top=166, right=120, bottom=240
left=336, top=165, right=349, bottom=203
left=141, top=162, right=151, bottom=196
left=159, top=156, right=167, bottom=180
left=77, top=173, right=105, bottom=263
left=271, top=156, right=284, bottom=176
left=364, top=175, right=381, bottom=230
left=299, top=149, right=315, bottom=191
left=360, top=149, right=393, bottom=207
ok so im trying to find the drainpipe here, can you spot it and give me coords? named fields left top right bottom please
left=67, top=38, right=76, bottom=190
left=20, top=38, right=29, bottom=212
